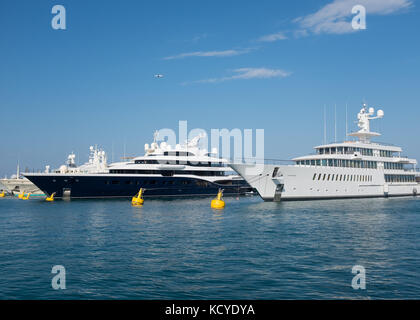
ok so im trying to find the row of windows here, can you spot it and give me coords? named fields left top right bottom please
left=317, top=147, right=397, bottom=158
left=134, top=159, right=225, bottom=167
left=385, top=175, right=416, bottom=183
left=110, top=169, right=225, bottom=176
left=297, top=159, right=378, bottom=169
left=384, top=162, right=404, bottom=170
left=312, top=173, right=373, bottom=182
left=317, top=147, right=373, bottom=156
left=163, top=151, right=194, bottom=157
left=380, top=150, right=394, bottom=158
left=105, top=179, right=208, bottom=186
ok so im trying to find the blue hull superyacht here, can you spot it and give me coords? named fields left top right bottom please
left=24, top=134, right=252, bottom=199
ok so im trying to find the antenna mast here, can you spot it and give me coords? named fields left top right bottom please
left=334, top=104, right=337, bottom=143
left=345, top=103, right=348, bottom=138
left=323, top=104, right=327, bottom=144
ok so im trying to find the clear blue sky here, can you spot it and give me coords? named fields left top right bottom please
left=1, top=0, right=419, bottom=176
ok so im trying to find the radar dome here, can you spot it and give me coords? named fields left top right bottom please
left=369, top=107, right=375, bottom=114
left=377, top=109, right=384, bottom=118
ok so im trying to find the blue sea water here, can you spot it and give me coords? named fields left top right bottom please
left=0, top=195, right=419, bottom=299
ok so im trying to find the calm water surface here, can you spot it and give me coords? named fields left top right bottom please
left=1, top=196, right=419, bottom=299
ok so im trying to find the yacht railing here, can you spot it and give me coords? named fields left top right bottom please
left=236, top=158, right=295, bottom=165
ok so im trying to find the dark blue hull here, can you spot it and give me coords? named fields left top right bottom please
left=24, top=175, right=253, bottom=199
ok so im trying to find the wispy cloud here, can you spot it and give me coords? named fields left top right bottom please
left=184, top=67, right=291, bottom=84
left=294, top=0, right=413, bottom=35
left=163, top=48, right=253, bottom=60
left=257, top=31, right=288, bottom=42
left=191, top=34, right=208, bottom=42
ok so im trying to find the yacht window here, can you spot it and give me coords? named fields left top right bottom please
left=161, top=171, right=174, bottom=177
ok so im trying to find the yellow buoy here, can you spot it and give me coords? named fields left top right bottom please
left=211, top=189, right=225, bottom=209
left=46, top=192, right=56, bottom=202
left=0, top=191, right=5, bottom=198
left=132, top=188, right=145, bottom=206
left=18, top=191, right=25, bottom=199
left=22, top=193, right=31, bottom=200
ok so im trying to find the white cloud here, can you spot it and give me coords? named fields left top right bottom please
left=257, top=31, right=288, bottom=42
left=164, top=48, right=252, bottom=60
left=191, top=34, right=208, bottom=42
left=295, top=0, right=413, bottom=35
left=185, top=67, right=291, bottom=84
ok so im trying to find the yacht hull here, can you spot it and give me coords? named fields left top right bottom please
left=230, top=164, right=419, bottom=201
left=24, top=174, right=252, bottom=199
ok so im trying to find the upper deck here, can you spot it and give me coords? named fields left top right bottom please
left=292, top=105, right=418, bottom=167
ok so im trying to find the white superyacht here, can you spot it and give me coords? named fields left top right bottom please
left=230, top=104, right=418, bottom=201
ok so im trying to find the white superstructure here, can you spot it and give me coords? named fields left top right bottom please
left=230, top=104, right=418, bottom=201
left=52, top=145, right=108, bottom=174
left=105, top=132, right=244, bottom=186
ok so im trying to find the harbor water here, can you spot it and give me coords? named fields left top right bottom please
left=1, top=196, right=420, bottom=299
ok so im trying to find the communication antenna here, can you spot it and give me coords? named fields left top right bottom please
left=323, top=104, right=327, bottom=145
left=334, top=104, right=337, bottom=143
left=112, top=141, right=114, bottom=163
left=345, top=103, right=348, bottom=138
left=123, top=138, right=126, bottom=162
